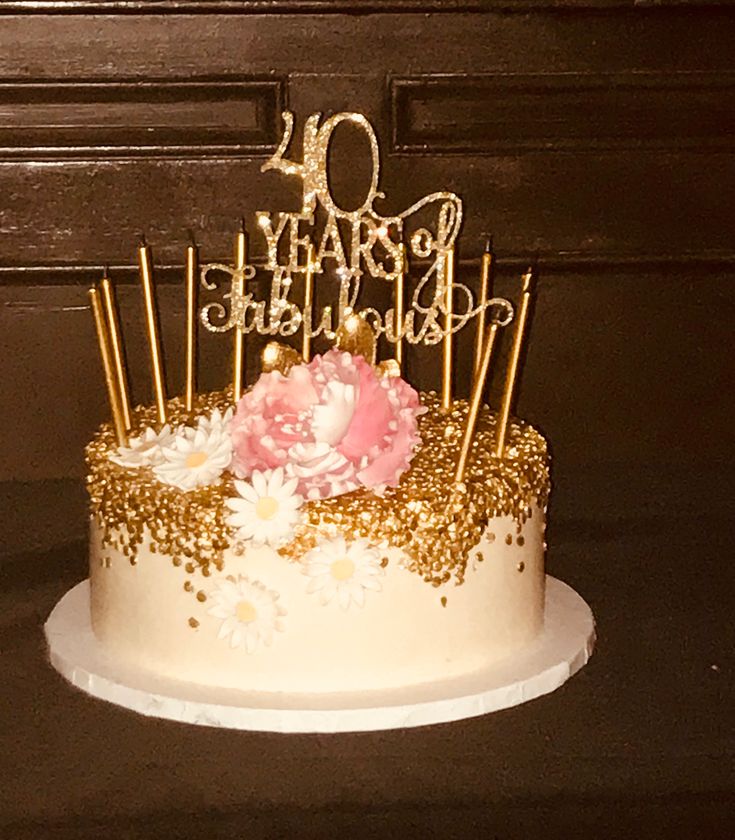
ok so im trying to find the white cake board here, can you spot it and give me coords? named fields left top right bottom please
left=44, top=577, right=594, bottom=733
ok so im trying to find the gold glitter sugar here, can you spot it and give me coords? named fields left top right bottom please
left=86, top=390, right=549, bottom=587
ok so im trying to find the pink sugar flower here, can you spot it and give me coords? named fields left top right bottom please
left=230, top=349, right=424, bottom=500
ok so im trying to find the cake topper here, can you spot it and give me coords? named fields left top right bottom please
left=199, top=110, right=511, bottom=351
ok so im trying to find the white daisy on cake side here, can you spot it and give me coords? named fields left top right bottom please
left=225, top=468, right=302, bottom=547
left=303, top=536, right=384, bottom=609
left=207, top=576, right=286, bottom=652
left=109, top=424, right=177, bottom=468
left=153, top=424, right=232, bottom=491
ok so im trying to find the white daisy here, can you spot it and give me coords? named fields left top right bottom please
left=303, top=536, right=384, bottom=610
left=196, top=406, right=234, bottom=435
left=225, top=468, right=302, bottom=547
left=109, top=424, right=176, bottom=468
left=153, top=424, right=232, bottom=491
left=207, top=575, right=286, bottom=652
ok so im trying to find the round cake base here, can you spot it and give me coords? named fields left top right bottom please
left=44, top=577, right=595, bottom=733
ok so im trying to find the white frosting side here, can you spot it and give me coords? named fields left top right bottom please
left=89, top=508, right=546, bottom=694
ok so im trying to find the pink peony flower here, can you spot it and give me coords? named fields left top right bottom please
left=230, top=350, right=425, bottom=500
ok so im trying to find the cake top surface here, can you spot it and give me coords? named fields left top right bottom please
left=87, top=385, right=549, bottom=586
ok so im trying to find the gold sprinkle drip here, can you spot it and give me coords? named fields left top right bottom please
left=188, top=617, right=199, bottom=628
left=475, top=552, right=484, bottom=563
left=517, top=561, right=525, bottom=573
left=196, top=591, right=207, bottom=603
left=505, top=534, right=513, bottom=546
left=440, top=596, right=447, bottom=607
left=184, top=581, right=193, bottom=592
left=86, top=390, right=549, bottom=587
left=380, top=556, right=389, bottom=568
left=517, top=535, right=525, bottom=546
left=486, top=532, right=496, bottom=543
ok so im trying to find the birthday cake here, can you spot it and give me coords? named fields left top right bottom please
left=86, top=358, right=550, bottom=694
left=46, top=109, right=593, bottom=724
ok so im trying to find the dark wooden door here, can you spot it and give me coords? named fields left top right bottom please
left=1, top=1, right=732, bottom=529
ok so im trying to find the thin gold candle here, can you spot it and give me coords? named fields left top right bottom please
left=89, top=286, right=128, bottom=447
left=455, top=320, right=500, bottom=483
left=99, top=272, right=132, bottom=431
left=394, top=243, right=406, bottom=370
left=185, top=234, right=199, bottom=412
left=473, top=236, right=493, bottom=380
left=232, top=221, right=248, bottom=402
left=494, top=266, right=534, bottom=457
left=138, top=236, right=167, bottom=424
left=302, top=243, right=315, bottom=362
left=441, top=246, right=455, bottom=410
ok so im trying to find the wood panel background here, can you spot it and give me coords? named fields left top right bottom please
left=0, top=3, right=732, bottom=528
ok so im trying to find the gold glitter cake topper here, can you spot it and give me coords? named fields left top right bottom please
left=199, top=110, right=512, bottom=347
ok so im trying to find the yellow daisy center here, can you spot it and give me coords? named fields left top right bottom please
left=330, top=557, right=355, bottom=581
left=255, top=496, right=279, bottom=520
left=185, top=451, right=208, bottom=469
left=235, top=600, right=257, bottom=623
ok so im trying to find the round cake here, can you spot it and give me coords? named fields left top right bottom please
left=85, top=359, right=550, bottom=695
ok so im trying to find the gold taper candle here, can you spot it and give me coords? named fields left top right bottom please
left=138, top=236, right=167, bottom=424
left=302, top=243, right=315, bottom=362
left=494, top=266, right=534, bottom=457
left=232, top=220, right=248, bottom=402
left=455, top=320, right=501, bottom=483
left=441, top=247, right=455, bottom=410
left=89, top=286, right=128, bottom=447
left=185, top=233, right=199, bottom=412
left=394, top=243, right=406, bottom=370
left=473, top=236, right=493, bottom=379
left=99, top=272, right=132, bottom=431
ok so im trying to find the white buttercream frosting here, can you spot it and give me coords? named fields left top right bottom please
left=89, top=508, right=546, bottom=694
